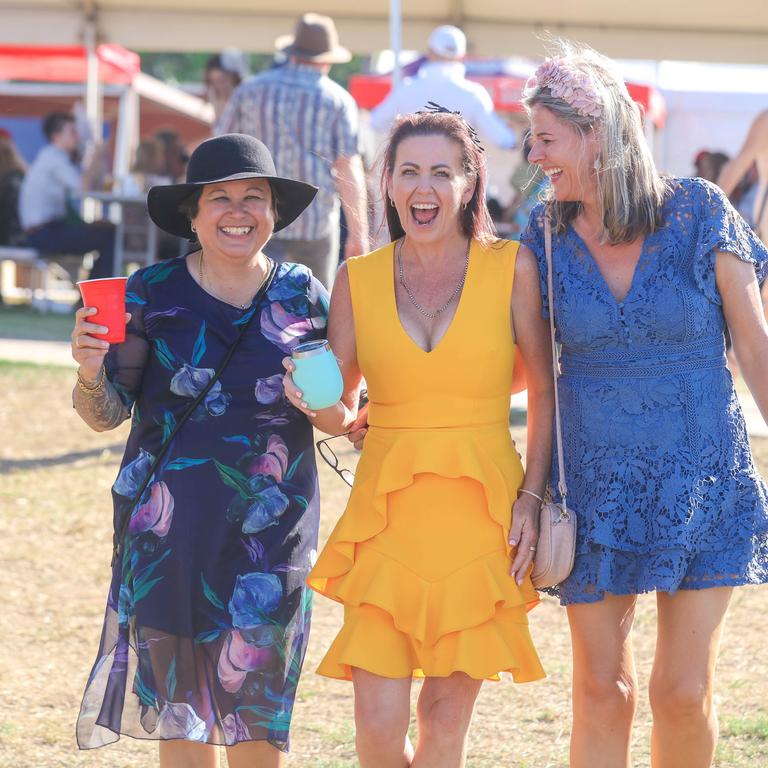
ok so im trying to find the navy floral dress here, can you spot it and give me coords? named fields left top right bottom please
left=522, top=177, right=768, bottom=605
left=76, top=257, right=328, bottom=751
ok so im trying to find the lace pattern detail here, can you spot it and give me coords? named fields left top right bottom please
left=521, top=177, right=768, bottom=604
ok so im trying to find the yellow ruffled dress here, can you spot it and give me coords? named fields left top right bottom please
left=308, top=239, right=544, bottom=682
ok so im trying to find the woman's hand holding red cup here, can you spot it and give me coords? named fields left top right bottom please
left=71, top=307, right=131, bottom=382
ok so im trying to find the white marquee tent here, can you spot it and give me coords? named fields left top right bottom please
left=1, top=1, right=767, bottom=64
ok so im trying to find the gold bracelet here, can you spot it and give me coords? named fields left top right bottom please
left=518, top=488, right=544, bottom=503
left=77, top=365, right=106, bottom=394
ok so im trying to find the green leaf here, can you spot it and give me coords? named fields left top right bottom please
left=165, top=656, right=177, bottom=700
left=166, top=457, right=209, bottom=471
left=133, top=575, right=163, bottom=602
left=191, top=321, right=206, bottom=366
left=294, top=495, right=308, bottom=510
left=144, top=261, right=179, bottom=284
left=200, top=573, right=226, bottom=610
left=284, top=451, right=304, bottom=481
left=153, top=338, right=176, bottom=370
left=214, top=460, right=252, bottom=498
left=195, top=629, right=223, bottom=644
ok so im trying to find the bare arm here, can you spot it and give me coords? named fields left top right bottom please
left=283, top=262, right=363, bottom=434
left=717, top=110, right=768, bottom=196
left=333, top=155, right=370, bottom=260
left=508, top=244, right=555, bottom=583
left=717, top=251, right=768, bottom=422
left=71, top=307, right=130, bottom=431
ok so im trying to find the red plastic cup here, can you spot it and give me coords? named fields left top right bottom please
left=77, top=277, right=129, bottom=343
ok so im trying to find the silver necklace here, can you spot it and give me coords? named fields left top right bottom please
left=397, top=238, right=470, bottom=319
left=199, top=252, right=270, bottom=310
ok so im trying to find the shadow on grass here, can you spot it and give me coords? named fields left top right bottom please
left=0, top=444, right=123, bottom=474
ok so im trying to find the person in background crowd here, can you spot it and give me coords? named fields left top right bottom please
left=506, top=133, right=548, bottom=239
left=693, top=150, right=729, bottom=184
left=205, top=49, right=249, bottom=127
left=521, top=42, right=768, bottom=768
left=718, top=109, right=768, bottom=243
left=154, top=129, right=189, bottom=184
left=370, top=25, right=517, bottom=151
left=120, top=139, right=171, bottom=195
left=0, top=128, right=26, bottom=247
left=19, top=112, right=116, bottom=281
left=217, top=13, right=369, bottom=289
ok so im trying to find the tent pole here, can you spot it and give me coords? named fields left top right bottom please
left=389, top=0, right=402, bottom=88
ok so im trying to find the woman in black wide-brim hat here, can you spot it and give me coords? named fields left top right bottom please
left=71, top=134, right=326, bottom=766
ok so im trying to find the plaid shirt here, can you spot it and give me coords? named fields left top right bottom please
left=217, top=62, right=360, bottom=241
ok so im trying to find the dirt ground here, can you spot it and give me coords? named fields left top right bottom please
left=1, top=362, right=767, bottom=768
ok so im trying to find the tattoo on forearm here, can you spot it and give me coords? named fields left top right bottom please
left=72, top=380, right=130, bottom=431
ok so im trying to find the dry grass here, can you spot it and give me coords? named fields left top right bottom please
left=1, top=361, right=767, bottom=767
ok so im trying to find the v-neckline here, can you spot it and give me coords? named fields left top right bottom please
left=569, top=226, right=650, bottom=306
left=390, top=239, right=475, bottom=355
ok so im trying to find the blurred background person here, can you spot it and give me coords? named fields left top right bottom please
left=0, top=128, right=26, bottom=248
left=154, top=129, right=188, bottom=184
left=205, top=48, right=249, bottom=127
left=693, top=149, right=730, bottom=184
left=218, top=13, right=369, bottom=289
left=370, top=25, right=517, bottom=151
left=19, top=111, right=116, bottom=281
left=119, top=138, right=170, bottom=196
left=718, top=109, right=768, bottom=243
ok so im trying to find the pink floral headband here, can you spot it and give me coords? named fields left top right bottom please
left=528, top=57, right=603, bottom=120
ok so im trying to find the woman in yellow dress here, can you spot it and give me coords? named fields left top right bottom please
left=283, top=109, right=554, bottom=767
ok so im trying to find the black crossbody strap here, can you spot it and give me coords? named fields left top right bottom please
left=111, top=259, right=278, bottom=566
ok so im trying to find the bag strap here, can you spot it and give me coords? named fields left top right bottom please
left=111, top=258, right=278, bottom=566
left=544, top=215, right=568, bottom=501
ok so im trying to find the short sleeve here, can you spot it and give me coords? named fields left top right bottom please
left=104, top=269, right=150, bottom=410
left=302, top=273, right=330, bottom=343
left=331, top=94, right=360, bottom=159
left=692, top=180, right=768, bottom=305
left=519, top=204, right=549, bottom=318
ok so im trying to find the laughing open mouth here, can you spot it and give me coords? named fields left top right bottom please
left=411, top=202, right=439, bottom=226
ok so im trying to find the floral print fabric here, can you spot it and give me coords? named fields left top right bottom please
left=76, top=258, right=328, bottom=750
left=521, top=177, right=768, bottom=605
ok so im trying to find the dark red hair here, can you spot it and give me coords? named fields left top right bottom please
left=381, top=111, right=497, bottom=247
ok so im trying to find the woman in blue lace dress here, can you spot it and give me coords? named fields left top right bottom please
left=520, top=45, right=768, bottom=767
left=70, top=135, right=326, bottom=767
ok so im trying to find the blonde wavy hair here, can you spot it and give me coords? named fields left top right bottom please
left=522, top=41, right=668, bottom=244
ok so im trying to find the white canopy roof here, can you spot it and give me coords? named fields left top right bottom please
left=1, top=0, right=767, bottom=64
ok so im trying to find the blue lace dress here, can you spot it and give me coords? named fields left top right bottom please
left=521, top=177, right=768, bottom=605
left=76, top=258, right=327, bottom=750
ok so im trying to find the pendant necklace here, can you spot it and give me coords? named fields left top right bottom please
left=198, top=252, right=270, bottom=311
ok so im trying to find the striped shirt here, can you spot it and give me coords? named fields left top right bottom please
left=217, top=62, right=360, bottom=241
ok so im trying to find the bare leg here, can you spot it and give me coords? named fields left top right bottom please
left=412, top=673, right=483, bottom=768
left=568, top=593, right=639, bottom=768
left=649, top=587, right=732, bottom=768
left=159, top=740, right=219, bottom=768
left=226, top=739, right=285, bottom=768
left=352, top=667, right=414, bottom=767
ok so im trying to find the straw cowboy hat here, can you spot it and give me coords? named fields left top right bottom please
left=275, top=13, right=352, bottom=64
left=147, top=134, right=317, bottom=239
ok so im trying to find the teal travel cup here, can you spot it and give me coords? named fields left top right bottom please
left=291, top=340, right=344, bottom=410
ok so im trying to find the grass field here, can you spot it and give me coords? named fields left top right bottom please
left=1, top=361, right=767, bottom=767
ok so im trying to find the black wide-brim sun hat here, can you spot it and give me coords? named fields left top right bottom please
left=147, top=133, right=318, bottom=239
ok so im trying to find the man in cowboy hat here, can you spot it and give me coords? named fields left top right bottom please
left=218, top=13, right=369, bottom=288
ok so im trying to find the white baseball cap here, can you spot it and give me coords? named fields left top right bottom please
left=428, top=25, right=466, bottom=59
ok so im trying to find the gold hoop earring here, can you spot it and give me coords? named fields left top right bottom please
left=389, top=199, right=395, bottom=208
left=191, top=224, right=197, bottom=233
left=462, top=202, right=468, bottom=211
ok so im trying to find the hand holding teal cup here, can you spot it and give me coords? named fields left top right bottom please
left=291, top=340, right=344, bottom=410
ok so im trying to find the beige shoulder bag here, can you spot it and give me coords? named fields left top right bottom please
left=530, top=215, right=577, bottom=589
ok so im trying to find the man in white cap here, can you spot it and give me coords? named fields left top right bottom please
left=370, top=25, right=517, bottom=149
left=218, top=13, right=369, bottom=288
